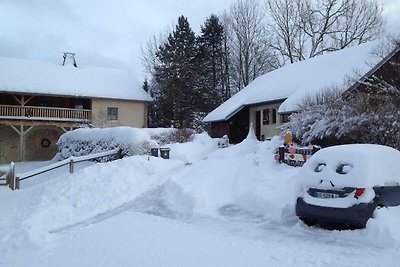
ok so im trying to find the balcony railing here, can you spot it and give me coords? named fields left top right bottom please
left=0, top=105, right=91, bottom=122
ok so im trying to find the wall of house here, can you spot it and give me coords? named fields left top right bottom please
left=0, top=125, right=65, bottom=164
left=249, top=102, right=284, bottom=140
left=0, top=125, right=20, bottom=164
left=25, top=126, right=64, bottom=161
left=91, top=98, right=147, bottom=128
left=209, top=121, right=230, bottom=138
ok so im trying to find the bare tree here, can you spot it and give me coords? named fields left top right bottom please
left=266, top=0, right=385, bottom=64
left=224, top=0, right=279, bottom=92
left=140, top=32, right=169, bottom=78
left=266, top=0, right=307, bottom=63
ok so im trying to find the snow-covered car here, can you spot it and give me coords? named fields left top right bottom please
left=295, top=144, right=400, bottom=229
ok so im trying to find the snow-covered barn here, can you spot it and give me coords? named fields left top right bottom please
left=0, top=53, right=152, bottom=164
left=203, top=41, right=400, bottom=143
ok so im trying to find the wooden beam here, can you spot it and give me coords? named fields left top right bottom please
left=22, top=96, right=35, bottom=106
left=0, top=119, right=81, bottom=128
left=22, top=126, right=34, bottom=136
left=19, top=125, right=24, bottom=161
left=11, top=95, right=23, bottom=106
left=9, top=125, right=21, bottom=135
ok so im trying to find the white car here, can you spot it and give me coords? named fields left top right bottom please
left=295, top=144, right=400, bottom=229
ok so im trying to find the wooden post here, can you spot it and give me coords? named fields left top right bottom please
left=15, top=176, right=20, bottom=190
left=7, top=162, right=15, bottom=190
left=69, top=158, right=74, bottom=174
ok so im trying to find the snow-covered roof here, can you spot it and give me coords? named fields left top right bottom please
left=0, top=56, right=152, bottom=101
left=203, top=41, right=380, bottom=122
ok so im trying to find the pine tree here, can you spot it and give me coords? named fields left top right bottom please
left=154, top=16, right=198, bottom=128
left=197, top=14, right=226, bottom=112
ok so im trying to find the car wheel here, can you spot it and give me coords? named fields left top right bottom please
left=300, top=217, right=316, bottom=227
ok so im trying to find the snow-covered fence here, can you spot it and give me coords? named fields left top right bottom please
left=0, top=163, right=15, bottom=188
left=6, top=149, right=121, bottom=190
left=275, top=146, right=320, bottom=167
left=0, top=164, right=16, bottom=189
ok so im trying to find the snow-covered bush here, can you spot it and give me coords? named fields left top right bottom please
left=56, top=127, right=153, bottom=162
left=145, top=128, right=195, bottom=145
left=284, top=85, right=400, bottom=150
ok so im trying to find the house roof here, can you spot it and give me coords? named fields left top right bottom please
left=0, top=56, right=152, bottom=102
left=203, top=41, right=381, bottom=122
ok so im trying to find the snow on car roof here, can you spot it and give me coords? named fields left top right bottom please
left=203, top=41, right=380, bottom=122
left=299, top=144, right=400, bottom=188
left=0, top=56, right=152, bottom=101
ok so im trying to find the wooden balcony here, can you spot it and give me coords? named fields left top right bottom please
left=0, top=105, right=91, bottom=123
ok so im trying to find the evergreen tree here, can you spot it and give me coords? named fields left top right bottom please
left=154, top=16, right=198, bottom=128
left=142, top=78, right=149, bottom=92
left=197, top=14, right=226, bottom=112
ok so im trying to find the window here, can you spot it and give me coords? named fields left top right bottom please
left=107, top=107, right=118, bottom=121
left=272, top=109, right=277, bottom=124
left=262, top=109, right=270, bottom=125
left=281, top=114, right=290, bottom=123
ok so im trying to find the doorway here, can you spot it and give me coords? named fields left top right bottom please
left=255, top=111, right=261, bottom=140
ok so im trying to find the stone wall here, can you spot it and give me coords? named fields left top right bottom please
left=0, top=125, right=20, bottom=164
left=0, top=125, right=64, bottom=164
left=25, top=126, right=64, bottom=161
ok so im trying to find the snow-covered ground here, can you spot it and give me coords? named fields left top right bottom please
left=1, top=132, right=400, bottom=266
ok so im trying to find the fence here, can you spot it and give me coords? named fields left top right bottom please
left=276, top=146, right=320, bottom=167
left=2, top=148, right=122, bottom=190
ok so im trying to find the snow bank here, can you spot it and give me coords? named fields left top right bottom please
left=56, top=127, right=154, bottom=161
left=166, top=134, right=301, bottom=221
left=168, top=133, right=218, bottom=164
left=23, top=156, right=184, bottom=241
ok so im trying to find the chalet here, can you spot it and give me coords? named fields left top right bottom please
left=203, top=41, right=400, bottom=143
left=0, top=53, right=152, bottom=164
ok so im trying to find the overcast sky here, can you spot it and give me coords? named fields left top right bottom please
left=0, top=0, right=399, bottom=84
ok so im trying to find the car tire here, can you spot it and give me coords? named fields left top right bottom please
left=300, top=217, right=317, bottom=227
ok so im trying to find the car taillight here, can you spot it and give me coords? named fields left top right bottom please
left=354, top=188, right=365, bottom=199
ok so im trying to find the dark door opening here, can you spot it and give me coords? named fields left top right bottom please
left=229, top=107, right=250, bottom=144
left=255, top=111, right=261, bottom=140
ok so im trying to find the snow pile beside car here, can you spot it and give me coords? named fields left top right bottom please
left=56, top=127, right=154, bottom=161
left=165, top=134, right=300, bottom=221
left=168, top=133, right=219, bottom=164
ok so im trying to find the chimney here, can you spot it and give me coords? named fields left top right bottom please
left=62, top=52, right=77, bottom=67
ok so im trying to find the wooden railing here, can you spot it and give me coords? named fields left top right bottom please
left=0, top=105, right=91, bottom=122
left=2, top=149, right=122, bottom=190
